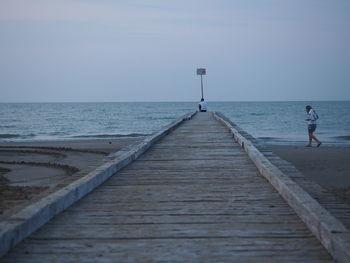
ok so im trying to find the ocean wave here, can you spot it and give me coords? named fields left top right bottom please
left=0, top=134, right=21, bottom=138
left=258, top=137, right=276, bottom=140
left=250, top=113, right=265, bottom=116
left=159, top=117, right=176, bottom=120
left=138, top=116, right=176, bottom=121
left=0, top=133, right=36, bottom=139
left=71, top=133, right=148, bottom=138
left=48, top=131, right=67, bottom=136
left=334, top=136, right=350, bottom=141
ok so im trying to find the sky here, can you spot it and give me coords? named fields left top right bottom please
left=0, top=0, right=349, bottom=102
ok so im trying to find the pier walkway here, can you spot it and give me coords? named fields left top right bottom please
left=1, top=113, right=333, bottom=262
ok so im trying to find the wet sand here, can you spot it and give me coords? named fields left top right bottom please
left=0, top=138, right=141, bottom=217
left=269, top=144, right=350, bottom=205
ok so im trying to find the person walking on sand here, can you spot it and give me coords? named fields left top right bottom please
left=305, top=105, right=322, bottom=147
left=198, top=98, right=208, bottom=112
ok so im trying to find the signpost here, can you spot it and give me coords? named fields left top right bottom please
left=196, top=68, right=206, bottom=100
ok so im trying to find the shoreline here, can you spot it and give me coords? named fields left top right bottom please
left=2, top=134, right=350, bottom=145
left=0, top=137, right=144, bottom=152
left=257, top=137, right=350, bottom=147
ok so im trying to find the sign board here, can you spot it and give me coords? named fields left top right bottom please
left=196, top=68, right=206, bottom=75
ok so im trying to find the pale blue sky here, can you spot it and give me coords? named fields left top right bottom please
left=0, top=0, right=349, bottom=102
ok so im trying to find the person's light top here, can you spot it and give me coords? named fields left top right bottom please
left=199, top=101, right=208, bottom=111
left=307, top=109, right=317, bottom=125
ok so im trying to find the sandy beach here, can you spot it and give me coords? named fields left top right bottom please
left=269, top=144, right=350, bottom=205
left=0, top=138, right=142, bottom=218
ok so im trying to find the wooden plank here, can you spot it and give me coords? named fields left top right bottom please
left=3, top=238, right=332, bottom=263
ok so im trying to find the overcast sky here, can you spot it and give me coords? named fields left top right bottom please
left=1, top=0, right=349, bottom=102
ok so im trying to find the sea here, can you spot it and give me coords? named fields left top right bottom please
left=0, top=101, right=349, bottom=145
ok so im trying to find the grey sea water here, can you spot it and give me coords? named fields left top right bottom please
left=0, top=101, right=349, bottom=144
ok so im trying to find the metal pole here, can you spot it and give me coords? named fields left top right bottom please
left=201, top=74, right=204, bottom=99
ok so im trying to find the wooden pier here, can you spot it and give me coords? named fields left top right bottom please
left=1, top=113, right=335, bottom=262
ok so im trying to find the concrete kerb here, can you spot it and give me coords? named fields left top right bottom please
left=0, top=111, right=197, bottom=258
left=213, top=111, right=350, bottom=263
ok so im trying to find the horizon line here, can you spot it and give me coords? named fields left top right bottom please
left=0, top=99, right=350, bottom=103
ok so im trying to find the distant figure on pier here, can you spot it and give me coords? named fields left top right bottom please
left=198, top=98, right=208, bottom=112
left=305, top=105, right=322, bottom=147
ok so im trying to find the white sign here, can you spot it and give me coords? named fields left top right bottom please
left=196, top=68, right=206, bottom=75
